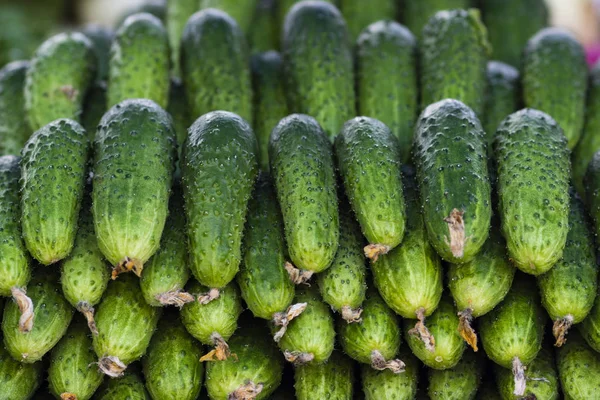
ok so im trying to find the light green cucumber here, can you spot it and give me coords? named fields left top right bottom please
left=361, top=348, right=420, bottom=400
left=0, top=61, right=30, bottom=156
left=482, top=61, right=520, bottom=148
left=166, top=0, right=197, bottom=78
left=428, top=349, right=483, bottom=400
left=340, top=0, right=397, bottom=41
left=557, top=330, right=600, bottom=400
left=0, top=340, right=43, bottom=400
left=295, top=351, right=354, bottom=400
left=95, top=369, right=150, bottom=400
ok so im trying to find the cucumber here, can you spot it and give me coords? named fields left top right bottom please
left=0, top=61, right=30, bottom=156
left=182, top=111, right=258, bottom=293
left=95, top=369, right=150, bottom=400
left=249, top=0, right=278, bottom=53
left=167, top=78, right=191, bottom=177
left=166, top=0, right=197, bottom=78
left=24, top=32, right=96, bottom=131
left=557, top=330, right=600, bottom=399
left=428, top=349, right=483, bottom=400
left=92, top=99, right=176, bottom=277
left=2, top=268, right=73, bottom=363
left=356, top=21, right=417, bottom=163
left=282, top=1, right=355, bottom=141
left=495, top=109, right=571, bottom=275
left=107, top=13, right=170, bottom=109
left=92, top=274, right=162, bottom=377
left=448, top=228, right=516, bottom=352
left=579, top=265, right=600, bottom=352
left=269, top=114, right=339, bottom=278
left=361, top=348, right=420, bottom=400
left=0, top=340, right=43, bottom=400
left=414, top=99, right=492, bottom=263
left=340, top=0, right=397, bottom=41
left=295, top=351, right=354, bottom=400
left=419, top=9, right=489, bottom=118
left=199, top=0, right=257, bottom=35
left=335, top=116, right=406, bottom=260
left=523, top=28, right=588, bottom=149
left=402, top=0, right=470, bottom=39
left=48, top=318, right=104, bottom=400
left=181, top=9, right=252, bottom=123
left=404, top=295, right=465, bottom=370
left=81, top=24, right=114, bottom=83
left=142, top=312, right=204, bottom=400
left=81, top=81, right=107, bottom=139
left=251, top=51, right=288, bottom=170
left=479, top=274, right=546, bottom=397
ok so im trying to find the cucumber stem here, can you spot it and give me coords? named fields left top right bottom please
left=11, top=287, right=34, bottom=333
left=283, top=350, right=314, bottom=365
left=60, top=393, right=77, bottom=400
left=112, top=257, right=143, bottom=279
left=364, top=244, right=391, bottom=262
left=370, top=350, right=406, bottom=374
left=458, top=308, right=478, bottom=351
left=285, top=262, right=313, bottom=285
left=97, top=355, right=127, bottom=377
left=228, top=380, right=264, bottom=400
left=408, top=307, right=436, bottom=352
left=76, top=301, right=98, bottom=335
left=272, top=302, right=307, bottom=342
left=200, top=332, right=235, bottom=362
left=341, top=305, right=363, bottom=323
left=552, top=315, right=574, bottom=347
left=197, top=288, right=220, bottom=305
left=155, top=289, right=195, bottom=308
left=512, top=357, right=526, bottom=396
left=443, top=208, right=466, bottom=258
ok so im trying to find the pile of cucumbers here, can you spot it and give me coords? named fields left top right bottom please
left=2, top=0, right=600, bottom=399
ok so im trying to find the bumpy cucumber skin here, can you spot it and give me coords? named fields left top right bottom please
left=251, top=51, right=289, bottom=171
left=361, top=348, right=420, bottom=400
left=107, top=13, right=169, bottom=109
left=2, top=269, right=74, bottom=363
left=21, top=119, right=88, bottom=265
left=402, top=0, right=470, bottom=39
left=282, top=1, right=355, bottom=141
left=92, top=274, right=162, bottom=365
left=340, top=0, right=397, bottom=41
left=0, top=156, right=30, bottom=297
left=95, top=370, right=150, bottom=400
left=238, top=173, right=294, bottom=320
left=269, top=114, right=339, bottom=273
left=92, top=99, right=176, bottom=269
left=0, top=61, right=30, bottom=156
left=482, top=61, right=520, bottom=148
left=495, top=109, right=570, bottom=275
left=81, top=24, right=114, bottom=83
left=48, top=319, right=104, bottom=400
left=295, top=351, right=354, bottom=400
left=335, top=117, right=406, bottom=250
left=414, top=99, right=492, bottom=263
left=404, top=295, right=465, bottom=370
left=81, top=81, right=107, bottom=139
left=182, top=111, right=258, bottom=289
left=180, top=280, right=242, bottom=345
left=420, top=9, right=489, bottom=118
left=428, top=350, right=482, bottom=400
left=523, top=28, right=588, bottom=150
left=24, top=32, right=96, bottom=131
left=166, top=0, right=197, bottom=78
left=143, top=313, right=204, bottom=400
left=558, top=331, right=600, bottom=400
left=199, top=0, right=257, bottom=34
left=356, top=21, right=417, bottom=163
left=181, top=9, right=252, bottom=123
left=0, top=343, right=43, bottom=400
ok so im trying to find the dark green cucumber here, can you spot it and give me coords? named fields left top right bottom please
left=251, top=51, right=289, bottom=170
left=81, top=24, right=114, bottom=83
left=249, top=0, right=278, bottom=53
left=428, top=350, right=483, bottom=400
left=335, top=117, right=406, bottom=259
left=168, top=78, right=191, bottom=176
left=166, top=0, right=197, bottom=78
left=182, top=111, right=258, bottom=291
left=92, top=274, right=162, bottom=377
left=0, top=340, right=43, bottom=400
left=0, top=61, right=30, bottom=156
left=199, top=0, right=257, bottom=35
left=2, top=268, right=73, bottom=363
left=356, top=21, right=417, bottom=163
left=523, top=28, right=588, bottom=149
left=557, top=330, right=600, bottom=400
left=402, top=0, right=470, bottom=39
left=269, top=114, right=339, bottom=276
left=95, top=369, right=150, bottom=400
left=361, top=348, right=420, bottom=400
left=340, top=0, right=397, bottom=41
left=479, top=274, right=546, bottom=397
left=107, top=13, right=170, bottom=109
left=495, top=109, right=571, bottom=274
left=482, top=61, right=520, bottom=148
left=48, top=318, right=104, bottom=400
left=143, top=312, right=204, bottom=400
left=24, top=32, right=96, bottom=131
left=295, top=351, right=354, bottom=400
left=181, top=9, right=252, bottom=123
left=282, top=1, right=355, bottom=141
left=419, top=9, right=489, bottom=117
left=414, top=99, right=492, bottom=263
left=81, top=81, right=107, bottom=139
left=92, top=99, right=176, bottom=276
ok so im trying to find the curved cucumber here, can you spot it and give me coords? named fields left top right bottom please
left=0, top=61, right=30, bottom=156
left=402, top=0, right=470, bottom=39
left=0, top=342, right=43, bottom=400
left=166, top=0, right=197, bottom=78
left=95, top=369, right=150, bottom=400
left=557, top=330, right=600, bottom=400
left=428, top=350, right=483, bottom=400
left=340, top=0, right=397, bottom=41
left=361, top=348, right=420, bottom=400
left=295, top=350, right=353, bottom=400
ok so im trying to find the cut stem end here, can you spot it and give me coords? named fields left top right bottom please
left=408, top=307, right=436, bottom=352
left=77, top=301, right=98, bottom=335
left=283, top=350, right=314, bottom=365
left=228, top=380, right=264, bottom=400
left=197, top=288, right=220, bottom=305
left=458, top=308, right=478, bottom=351
left=155, top=290, right=195, bottom=308
left=272, top=302, right=307, bottom=342
left=285, top=262, right=313, bottom=285
left=553, top=315, right=574, bottom=347
left=364, top=244, right=391, bottom=262
left=370, top=350, right=405, bottom=374
left=98, top=355, right=127, bottom=378
left=11, top=287, right=34, bottom=333
left=341, top=305, right=363, bottom=323
left=112, top=257, right=143, bottom=279
left=200, top=332, right=235, bottom=362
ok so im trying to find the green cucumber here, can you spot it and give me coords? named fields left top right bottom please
left=269, top=114, right=339, bottom=277
left=414, top=99, right=492, bottom=263
left=181, top=9, right=252, bottom=123
left=92, top=99, right=176, bottom=276
left=419, top=9, right=489, bottom=117
left=166, top=0, right=197, bottom=78
left=356, top=21, right=417, bottom=163
left=249, top=0, right=278, bottom=53
left=24, top=32, right=96, bottom=131
left=335, top=116, right=406, bottom=260
left=182, top=111, right=258, bottom=292
left=402, top=0, right=470, bottom=39
left=523, top=28, right=588, bottom=149
left=0, top=61, right=30, bottom=156
left=495, top=109, right=571, bottom=275
left=0, top=340, right=43, bottom=400
left=81, top=24, right=114, bottom=83
left=282, top=1, right=355, bottom=140
left=340, top=0, right=397, bottom=41
left=107, top=13, right=170, bottom=109
left=361, top=348, right=420, bottom=400
left=48, top=318, right=104, bottom=400
left=92, top=274, right=162, bottom=377
left=557, top=330, right=600, bottom=400
left=199, top=0, right=257, bottom=35
left=579, top=260, right=600, bottom=351
left=428, top=349, right=483, bottom=400
left=95, top=369, right=150, bottom=400
left=295, top=351, right=354, bottom=400
left=81, top=81, right=107, bottom=139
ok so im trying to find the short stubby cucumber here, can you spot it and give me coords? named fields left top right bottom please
left=92, top=99, right=176, bottom=277
left=428, top=350, right=483, bottom=400
left=523, top=28, right=587, bottom=149
left=0, top=341, right=43, bottom=400
left=92, top=274, right=162, bottom=377
left=81, top=24, right=114, bottom=83
left=107, top=13, right=170, bottom=109
left=181, top=9, right=252, bottom=122
left=269, top=114, right=339, bottom=277
left=340, top=0, right=397, bottom=41
left=402, top=0, right=470, bottom=39
left=557, top=330, right=600, bottom=399
left=48, top=318, right=104, bottom=400
left=294, top=351, right=353, bottom=400
left=95, top=369, right=150, bottom=400
left=81, top=82, right=107, bottom=138
left=24, top=32, right=96, bottom=131
left=495, top=109, right=571, bottom=274
left=335, top=116, right=406, bottom=260
left=356, top=21, right=417, bottom=163
left=0, top=61, right=30, bottom=156
left=361, top=348, right=420, bottom=400
left=165, top=0, right=197, bottom=78
left=282, top=1, right=355, bottom=140
left=199, top=0, right=257, bottom=35
left=414, top=99, right=492, bottom=263
left=182, top=111, right=258, bottom=292
left=419, top=9, right=489, bottom=117
left=21, top=119, right=88, bottom=265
